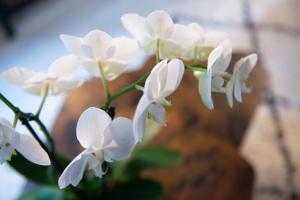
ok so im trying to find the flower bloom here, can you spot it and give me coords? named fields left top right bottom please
left=1, top=55, right=82, bottom=96
left=183, top=23, right=228, bottom=61
left=58, top=107, right=136, bottom=189
left=0, top=117, right=50, bottom=165
left=133, top=59, right=184, bottom=142
left=227, top=53, right=258, bottom=105
left=60, top=30, right=138, bottom=81
left=194, top=39, right=232, bottom=110
left=121, top=10, right=198, bottom=59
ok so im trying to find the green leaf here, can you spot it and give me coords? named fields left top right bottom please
left=9, top=152, right=71, bottom=185
left=130, top=146, right=181, bottom=170
left=9, top=152, right=51, bottom=185
left=103, top=178, right=163, bottom=200
left=18, top=187, right=65, bottom=200
left=112, top=146, right=181, bottom=181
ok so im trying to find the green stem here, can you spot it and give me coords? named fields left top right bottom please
left=99, top=64, right=111, bottom=111
left=0, top=93, right=18, bottom=113
left=36, top=84, right=49, bottom=117
left=185, top=65, right=207, bottom=73
left=102, top=72, right=150, bottom=110
left=12, top=113, right=19, bottom=128
left=35, top=118, right=54, bottom=152
left=0, top=92, right=54, bottom=152
left=156, top=39, right=160, bottom=64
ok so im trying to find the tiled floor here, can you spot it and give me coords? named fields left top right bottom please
left=169, top=0, right=300, bottom=199
left=0, top=0, right=300, bottom=199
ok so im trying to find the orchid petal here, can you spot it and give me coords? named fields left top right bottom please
left=234, top=78, right=242, bottom=103
left=0, top=120, right=19, bottom=164
left=168, top=24, right=199, bottom=50
left=1, top=67, right=39, bottom=86
left=76, top=107, right=111, bottom=149
left=81, top=59, right=99, bottom=77
left=60, top=34, right=84, bottom=57
left=226, top=79, right=234, bottom=108
left=50, top=80, right=83, bottom=95
left=102, top=60, right=127, bottom=81
left=160, top=58, right=184, bottom=97
left=48, top=55, right=79, bottom=78
left=121, top=13, right=154, bottom=46
left=104, top=117, right=135, bottom=161
left=196, top=71, right=214, bottom=110
left=133, top=95, right=152, bottom=142
left=111, top=37, right=139, bottom=61
left=147, top=10, right=173, bottom=37
left=83, top=30, right=113, bottom=60
left=58, top=151, right=90, bottom=189
left=148, top=104, right=166, bottom=126
left=16, top=134, right=50, bottom=166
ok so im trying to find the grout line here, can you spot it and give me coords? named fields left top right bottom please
left=264, top=90, right=297, bottom=200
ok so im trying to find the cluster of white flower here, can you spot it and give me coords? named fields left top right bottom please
left=0, top=10, right=257, bottom=189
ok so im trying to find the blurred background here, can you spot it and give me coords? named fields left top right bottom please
left=0, top=0, right=299, bottom=199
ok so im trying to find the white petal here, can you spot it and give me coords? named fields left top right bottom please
left=1, top=67, right=38, bottom=86
left=146, top=10, right=174, bottom=37
left=188, top=23, right=204, bottom=36
left=0, top=117, right=12, bottom=128
left=16, top=134, right=50, bottom=166
left=50, top=80, right=83, bottom=95
left=133, top=95, right=152, bottom=142
left=168, top=24, right=199, bottom=49
left=103, top=60, right=128, bottom=81
left=48, top=55, right=79, bottom=78
left=121, top=13, right=154, bottom=47
left=203, top=31, right=228, bottom=48
left=212, top=76, right=225, bottom=92
left=76, top=107, right=111, bottom=149
left=143, top=59, right=168, bottom=100
left=159, top=39, right=184, bottom=59
left=82, top=59, right=99, bottom=77
left=234, top=78, right=243, bottom=103
left=23, top=83, right=45, bottom=96
left=221, top=39, right=232, bottom=69
left=196, top=71, right=214, bottom=110
left=160, top=58, right=184, bottom=97
left=226, top=79, right=234, bottom=108
left=208, top=45, right=223, bottom=71
left=240, top=53, right=258, bottom=75
left=83, top=30, right=113, bottom=60
left=110, top=37, right=139, bottom=61
left=210, top=39, right=232, bottom=73
left=58, top=151, right=90, bottom=189
left=60, top=34, right=84, bottom=57
left=148, top=104, right=166, bottom=126
left=104, top=117, right=135, bottom=161
left=0, top=121, right=20, bottom=164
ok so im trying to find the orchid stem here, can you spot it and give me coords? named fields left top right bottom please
left=36, top=85, right=49, bottom=117
left=12, top=113, right=19, bottom=128
left=102, top=71, right=150, bottom=111
left=0, top=92, right=54, bottom=152
left=99, top=64, right=111, bottom=111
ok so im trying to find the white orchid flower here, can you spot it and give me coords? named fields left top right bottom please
left=1, top=55, right=82, bottom=96
left=194, top=39, right=232, bottom=110
left=227, top=54, right=257, bottom=104
left=133, top=59, right=184, bottom=142
left=0, top=117, right=50, bottom=165
left=60, top=30, right=138, bottom=81
left=58, top=107, right=136, bottom=189
left=184, top=23, right=228, bottom=61
left=121, top=10, right=198, bottom=59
